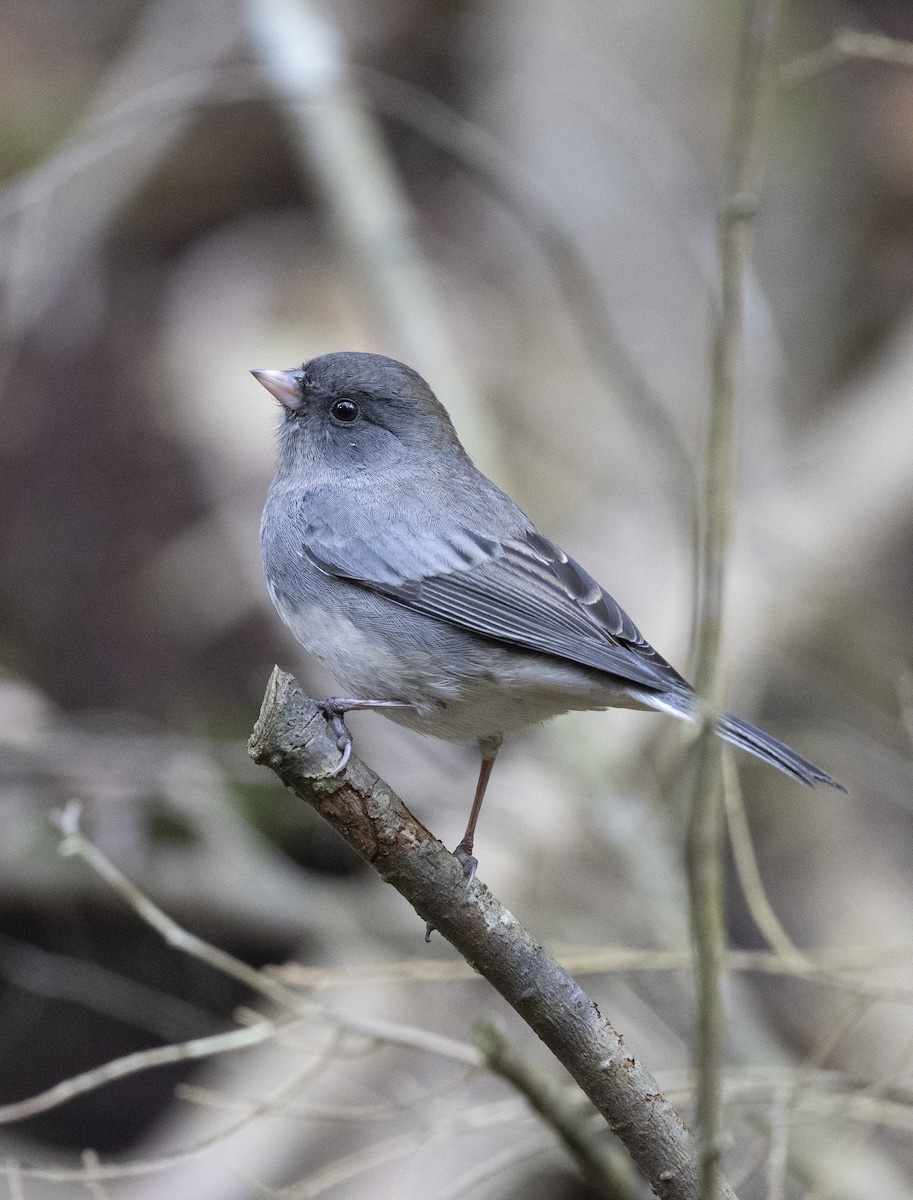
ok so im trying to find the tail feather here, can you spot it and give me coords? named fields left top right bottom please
left=716, top=711, right=844, bottom=790
left=628, top=689, right=845, bottom=791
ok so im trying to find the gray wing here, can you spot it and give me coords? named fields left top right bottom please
left=300, top=516, right=690, bottom=695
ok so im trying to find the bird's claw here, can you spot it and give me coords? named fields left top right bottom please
left=425, top=845, right=478, bottom=942
left=454, top=845, right=478, bottom=885
left=319, top=703, right=353, bottom=775
left=316, top=697, right=413, bottom=776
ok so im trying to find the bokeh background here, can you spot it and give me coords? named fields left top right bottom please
left=2, top=1, right=913, bottom=1197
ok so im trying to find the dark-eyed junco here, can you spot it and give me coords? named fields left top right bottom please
left=254, top=351, right=842, bottom=875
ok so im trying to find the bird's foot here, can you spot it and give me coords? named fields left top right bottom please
left=317, top=698, right=412, bottom=776
left=453, top=840, right=478, bottom=885
left=317, top=700, right=354, bottom=774
left=424, top=841, right=478, bottom=942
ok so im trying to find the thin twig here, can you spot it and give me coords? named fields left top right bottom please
left=781, top=28, right=913, bottom=87
left=686, top=1, right=781, bottom=1196
left=764, top=1086, right=791, bottom=1200
left=804, top=1018, right=913, bottom=1200
left=0, top=1036, right=349, bottom=1185
left=79, top=1150, right=110, bottom=1200
left=721, top=756, right=807, bottom=967
left=4, top=1160, right=25, bottom=1200
left=428, top=1142, right=553, bottom=1200
left=0, top=1021, right=277, bottom=1124
left=275, top=943, right=913, bottom=997
left=53, top=800, right=311, bottom=1007
left=364, top=69, right=695, bottom=506
left=475, top=1022, right=647, bottom=1199
left=52, top=801, right=480, bottom=1067
left=244, top=0, right=491, bottom=465
left=0, top=931, right=216, bottom=1039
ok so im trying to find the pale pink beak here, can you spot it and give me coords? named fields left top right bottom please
left=251, top=369, right=302, bottom=410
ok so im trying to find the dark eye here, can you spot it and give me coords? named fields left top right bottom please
left=330, top=398, right=359, bottom=424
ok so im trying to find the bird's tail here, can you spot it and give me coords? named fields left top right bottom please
left=628, top=689, right=845, bottom=791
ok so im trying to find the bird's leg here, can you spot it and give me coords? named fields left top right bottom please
left=453, top=736, right=502, bottom=884
left=425, top=736, right=503, bottom=940
left=318, top=698, right=413, bottom=775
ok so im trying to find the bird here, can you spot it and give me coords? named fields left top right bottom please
left=254, top=351, right=843, bottom=877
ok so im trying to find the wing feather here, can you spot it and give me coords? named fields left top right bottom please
left=301, top=520, right=689, bottom=695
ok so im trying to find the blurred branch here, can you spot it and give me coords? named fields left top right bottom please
left=800, top=1000, right=913, bottom=1200
left=0, top=0, right=243, bottom=342
left=365, top=70, right=695, bottom=507
left=0, top=54, right=691, bottom=500
left=0, top=1034, right=375, bottom=1188
left=249, top=667, right=738, bottom=1200
left=781, top=28, right=913, bottom=87
left=431, top=1143, right=554, bottom=1200
left=277, top=943, right=913, bottom=998
left=720, top=756, right=807, bottom=968
left=475, top=1021, right=648, bottom=1200
left=0, top=802, right=492, bottom=1133
left=245, top=0, right=493, bottom=466
left=53, top=799, right=308, bottom=1007
left=0, top=1019, right=277, bottom=1125
left=52, top=799, right=483, bottom=1064
left=687, top=1, right=781, bottom=1196
left=0, top=932, right=217, bottom=1040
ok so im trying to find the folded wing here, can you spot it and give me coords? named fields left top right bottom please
left=301, top=519, right=691, bottom=696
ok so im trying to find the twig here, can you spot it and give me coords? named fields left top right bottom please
left=176, top=1082, right=405, bottom=1123
left=53, top=800, right=307, bottom=1007
left=429, top=1142, right=553, bottom=1200
left=0, top=931, right=216, bottom=1039
left=764, top=1086, right=791, bottom=1200
left=249, top=667, right=739, bottom=1200
left=0, top=1041, right=356, bottom=1186
left=0, top=1021, right=277, bottom=1124
left=79, top=1150, right=109, bottom=1200
left=781, top=28, right=913, bottom=87
left=721, top=760, right=913, bottom=1011
left=475, top=1022, right=647, bottom=1200
left=244, top=0, right=491, bottom=465
left=52, top=800, right=480, bottom=1067
left=5, top=1159, right=25, bottom=1200
left=364, top=69, right=695, bottom=505
left=0, top=0, right=243, bottom=341
left=721, top=756, right=807, bottom=967
left=686, top=0, right=781, bottom=1195
left=275, top=943, right=913, bottom=997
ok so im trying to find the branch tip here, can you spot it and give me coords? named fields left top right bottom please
left=50, top=798, right=84, bottom=853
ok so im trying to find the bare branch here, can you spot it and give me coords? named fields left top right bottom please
left=475, top=1022, right=648, bottom=1199
left=244, top=0, right=492, bottom=467
left=0, top=1022, right=277, bottom=1125
left=275, top=943, right=913, bottom=997
left=249, top=667, right=739, bottom=1200
left=781, top=29, right=913, bottom=88
left=687, top=1, right=781, bottom=1195
left=52, top=801, right=481, bottom=1067
left=721, top=757, right=807, bottom=967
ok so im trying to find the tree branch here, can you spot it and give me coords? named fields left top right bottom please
left=248, top=667, right=738, bottom=1200
left=686, top=0, right=781, bottom=1194
left=475, top=1021, right=647, bottom=1200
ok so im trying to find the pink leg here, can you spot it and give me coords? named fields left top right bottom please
left=453, top=737, right=502, bottom=883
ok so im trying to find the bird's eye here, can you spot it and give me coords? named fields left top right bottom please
left=330, top=398, right=359, bottom=424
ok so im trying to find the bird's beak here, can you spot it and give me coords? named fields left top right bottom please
left=251, top=369, right=302, bottom=410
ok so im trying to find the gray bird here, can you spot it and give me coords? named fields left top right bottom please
left=255, top=351, right=842, bottom=876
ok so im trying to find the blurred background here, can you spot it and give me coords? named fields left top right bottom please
left=2, top=0, right=913, bottom=1196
